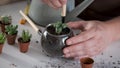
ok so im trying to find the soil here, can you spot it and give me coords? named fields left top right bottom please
left=47, top=25, right=70, bottom=35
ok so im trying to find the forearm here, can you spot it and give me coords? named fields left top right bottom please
left=105, top=16, right=120, bottom=42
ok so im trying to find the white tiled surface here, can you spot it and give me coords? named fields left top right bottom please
left=0, top=1, right=120, bottom=68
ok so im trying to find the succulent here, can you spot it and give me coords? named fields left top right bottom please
left=0, top=33, right=6, bottom=44
left=5, top=25, right=18, bottom=35
left=0, top=16, right=12, bottom=24
left=21, top=30, right=32, bottom=43
left=53, top=21, right=67, bottom=34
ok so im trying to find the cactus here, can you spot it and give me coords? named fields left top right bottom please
left=21, top=30, right=32, bottom=43
left=0, top=33, right=6, bottom=44
left=5, top=25, right=18, bottom=35
left=0, top=16, right=12, bottom=24
left=53, top=21, right=67, bottom=34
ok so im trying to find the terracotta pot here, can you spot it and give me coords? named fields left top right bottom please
left=0, top=43, right=4, bottom=54
left=0, top=23, right=11, bottom=33
left=80, top=57, right=94, bottom=68
left=6, top=33, right=17, bottom=45
left=18, top=38, right=30, bottom=53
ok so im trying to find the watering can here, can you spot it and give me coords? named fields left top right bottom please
left=28, top=0, right=94, bottom=26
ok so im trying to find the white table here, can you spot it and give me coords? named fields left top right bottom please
left=0, top=1, right=120, bottom=68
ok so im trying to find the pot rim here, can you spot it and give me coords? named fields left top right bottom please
left=44, top=23, right=73, bottom=37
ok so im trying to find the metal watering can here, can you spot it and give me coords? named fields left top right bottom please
left=28, top=0, right=94, bottom=26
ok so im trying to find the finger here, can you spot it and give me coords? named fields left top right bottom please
left=49, top=0, right=62, bottom=8
left=83, top=37, right=98, bottom=49
left=63, top=44, right=84, bottom=54
left=59, top=0, right=67, bottom=5
left=85, top=47, right=99, bottom=57
left=85, top=43, right=102, bottom=57
left=66, top=27, right=96, bottom=45
left=67, top=21, right=86, bottom=29
left=64, top=37, right=95, bottom=54
left=42, top=0, right=56, bottom=9
left=64, top=37, right=99, bottom=58
left=64, top=51, right=85, bottom=58
left=74, top=55, right=89, bottom=60
left=64, top=45, right=97, bottom=58
left=83, top=21, right=97, bottom=30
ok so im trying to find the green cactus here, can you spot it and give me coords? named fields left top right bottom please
left=53, top=21, right=67, bottom=34
left=0, top=33, right=6, bottom=44
left=5, top=25, right=18, bottom=35
left=0, top=16, right=12, bottom=24
left=21, top=30, right=32, bottom=43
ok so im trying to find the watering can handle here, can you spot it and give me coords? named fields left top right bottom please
left=19, top=10, right=42, bottom=35
left=65, top=0, right=94, bottom=22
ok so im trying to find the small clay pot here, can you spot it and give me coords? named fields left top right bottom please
left=0, top=43, right=4, bottom=54
left=80, top=57, right=94, bottom=68
left=6, top=32, right=17, bottom=45
left=0, top=23, right=11, bottom=33
left=18, top=38, right=30, bottom=53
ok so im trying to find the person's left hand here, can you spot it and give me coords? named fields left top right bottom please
left=63, top=21, right=114, bottom=59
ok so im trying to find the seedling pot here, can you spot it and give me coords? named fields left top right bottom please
left=80, top=57, right=94, bottom=68
left=18, top=38, right=30, bottom=53
left=6, top=32, right=17, bottom=45
left=0, top=44, right=4, bottom=54
left=0, top=23, right=11, bottom=33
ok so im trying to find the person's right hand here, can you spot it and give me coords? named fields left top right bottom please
left=42, top=0, right=67, bottom=9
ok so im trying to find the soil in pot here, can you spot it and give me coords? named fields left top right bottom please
left=18, top=38, right=30, bottom=53
left=47, top=25, right=70, bottom=35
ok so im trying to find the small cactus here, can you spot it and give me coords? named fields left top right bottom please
left=0, top=16, right=12, bottom=24
left=53, top=21, right=67, bottom=34
left=5, top=25, right=18, bottom=35
left=0, top=33, right=6, bottom=44
left=21, top=30, right=32, bottom=43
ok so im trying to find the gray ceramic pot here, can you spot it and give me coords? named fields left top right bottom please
left=41, top=24, right=73, bottom=57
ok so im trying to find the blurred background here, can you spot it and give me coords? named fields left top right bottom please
left=0, top=0, right=24, bottom=6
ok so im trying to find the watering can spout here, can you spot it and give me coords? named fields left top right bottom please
left=65, top=0, right=94, bottom=22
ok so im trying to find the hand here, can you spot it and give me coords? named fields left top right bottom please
left=42, top=0, right=67, bottom=9
left=63, top=21, right=114, bottom=59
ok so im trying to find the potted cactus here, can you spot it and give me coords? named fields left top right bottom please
left=5, top=25, right=18, bottom=45
left=0, top=33, right=6, bottom=54
left=18, top=30, right=32, bottom=53
left=0, top=16, right=11, bottom=33
left=41, top=21, right=73, bottom=56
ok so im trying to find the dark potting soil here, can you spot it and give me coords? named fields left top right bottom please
left=47, top=25, right=70, bottom=35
